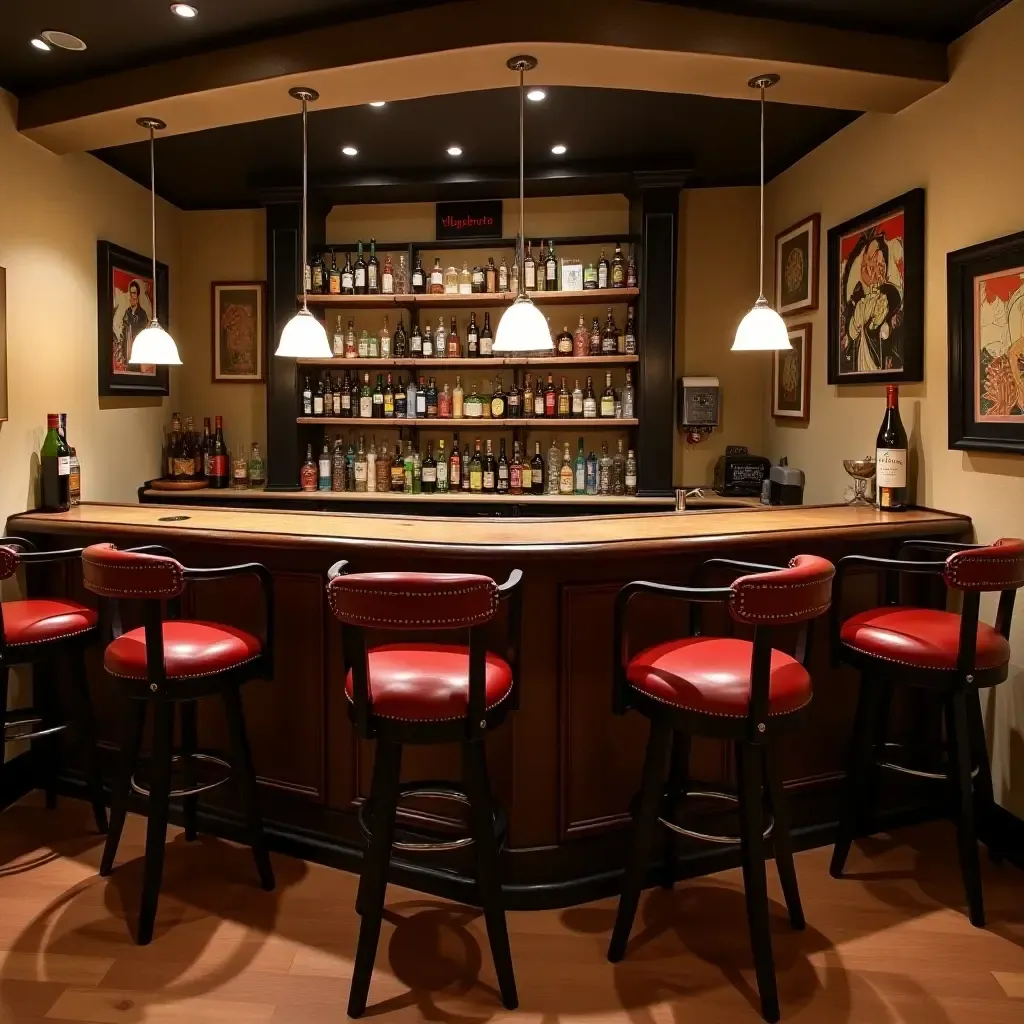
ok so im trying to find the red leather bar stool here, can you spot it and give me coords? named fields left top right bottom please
left=830, top=537, right=1024, bottom=928
left=0, top=536, right=107, bottom=832
left=608, top=555, right=835, bottom=1024
left=81, top=543, right=276, bottom=945
left=327, top=563, right=523, bottom=1019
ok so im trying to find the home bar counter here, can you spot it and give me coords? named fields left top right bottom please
left=7, top=501, right=971, bottom=908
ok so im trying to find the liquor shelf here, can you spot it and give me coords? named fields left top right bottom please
left=300, top=288, right=640, bottom=308
left=296, top=417, right=639, bottom=428
left=294, top=355, right=639, bottom=368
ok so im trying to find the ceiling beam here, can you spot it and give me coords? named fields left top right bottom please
left=18, top=0, right=947, bottom=154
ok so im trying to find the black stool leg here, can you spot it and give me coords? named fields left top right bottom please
left=101, top=698, right=147, bottom=877
left=179, top=700, right=199, bottom=843
left=221, top=685, right=274, bottom=891
left=35, top=661, right=61, bottom=810
left=137, top=699, right=175, bottom=946
left=463, top=738, right=518, bottom=1011
left=69, top=650, right=108, bottom=834
left=608, top=719, right=672, bottom=963
left=947, top=692, right=985, bottom=928
left=764, top=743, right=804, bottom=930
left=0, top=665, right=8, bottom=798
left=830, top=675, right=883, bottom=878
left=965, top=688, right=1000, bottom=863
left=348, top=739, right=402, bottom=1019
left=662, top=730, right=690, bottom=889
left=737, top=741, right=779, bottom=1024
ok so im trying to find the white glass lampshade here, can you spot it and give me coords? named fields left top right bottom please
left=732, top=298, right=791, bottom=352
left=129, top=320, right=182, bottom=365
left=493, top=294, right=553, bottom=353
left=275, top=306, right=332, bottom=358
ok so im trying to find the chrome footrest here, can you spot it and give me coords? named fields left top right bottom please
left=3, top=710, right=69, bottom=743
left=131, top=752, right=232, bottom=799
left=658, top=790, right=774, bottom=846
left=876, top=742, right=979, bottom=782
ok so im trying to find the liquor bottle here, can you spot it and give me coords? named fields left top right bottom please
left=613, top=439, right=626, bottom=495
left=410, top=323, right=423, bottom=357
left=165, top=412, right=181, bottom=478
left=530, top=375, right=543, bottom=418
left=302, top=376, right=313, bottom=416
left=598, top=249, right=610, bottom=289
left=876, top=385, right=908, bottom=510
left=201, top=417, right=213, bottom=478
left=313, top=378, right=325, bottom=417
left=411, top=375, right=424, bottom=418
left=571, top=379, right=583, bottom=417
left=422, top=442, right=437, bottom=493
left=381, top=254, right=394, bottom=295
left=622, top=369, right=634, bottom=419
left=496, top=439, right=510, bottom=493
left=393, top=318, right=408, bottom=357
left=426, top=376, right=439, bottom=417
left=470, top=440, right=484, bottom=492
left=448, top=316, right=460, bottom=357
left=332, top=377, right=342, bottom=417
left=498, top=255, right=509, bottom=292
left=318, top=440, right=332, bottom=491
left=39, top=414, right=71, bottom=511
left=379, top=316, right=391, bottom=358
left=177, top=418, right=196, bottom=478
left=543, top=373, right=557, bottom=417
left=461, top=444, right=472, bottom=490
left=584, top=262, right=598, bottom=290
left=589, top=317, right=602, bottom=356
left=557, top=377, right=571, bottom=418
left=510, top=260, right=519, bottom=294
left=412, top=253, right=426, bottom=293
left=354, top=241, right=367, bottom=294
left=332, top=437, right=347, bottom=491
left=309, top=251, right=323, bottom=294
left=374, top=440, right=389, bottom=492
left=372, top=374, right=385, bottom=418
left=395, top=254, right=409, bottom=295
left=340, top=372, right=352, bottom=417
left=422, top=324, right=434, bottom=359
left=345, top=318, right=357, bottom=358
left=436, top=439, right=449, bottom=493
left=583, top=376, right=598, bottom=418
left=383, top=374, right=395, bottom=418
left=601, top=372, right=616, bottom=417
left=432, top=318, right=444, bottom=360
left=328, top=249, right=341, bottom=294
left=429, top=258, right=444, bottom=295
left=536, top=242, right=547, bottom=292
left=486, top=258, right=497, bottom=293
left=354, top=436, right=368, bottom=492
left=545, top=240, right=559, bottom=291
left=602, top=308, right=619, bottom=355
left=597, top=443, right=612, bottom=494
left=510, top=441, right=523, bottom=495
left=330, top=314, right=343, bottom=358
left=465, top=381, right=483, bottom=418
left=627, top=249, right=638, bottom=288
left=359, top=372, right=373, bottom=418
left=346, top=435, right=356, bottom=489
left=211, top=415, right=229, bottom=488
left=354, top=329, right=367, bottom=359
left=574, top=438, right=586, bottom=495
left=556, top=324, right=573, bottom=356
left=586, top=449, right=599, bottom=495
left=532, top=441, right=546, bottom=495
left=524, top=240, right=536, bottom=291
left=248, top=442, right=266, bottom=488
left=547, top=439, right=560, bottom=495
left=395, top=376, right=408, bottom=418
left=391, top=443, right=405, bottom=492
left=523, top=374, right=534, bottom=418
left=459, top=262, right=473, bottom=295
left=300, top=443, right=317, bottom=491
left=341, top=251, right=354, bottom=294
left=370, top=327, right=382, bottom=359
left=450, top=435, right=462, bottom=490
left=491, top=376, right=506, bottom=418
left=479, top=313, right=494, bottom=357
left=467, top=313, right=479, bottom=357
left=611, top=243, right=626, bottom=287
left=413, top=445, right=424, bottom=494
left=367, top=239, right=380, bottom=294
left=618, top=305, right=634, bottom=354
left=453, top=375, right=464, bottom=418
left=439, top=382, right=452, bottom=418
left=559, top=443, right=574, bottom=495
left=483, top=439, right=497, bottom=492
left=507, top=377, right=522, bottom=418
left=402, top=441, right=415, bottom=493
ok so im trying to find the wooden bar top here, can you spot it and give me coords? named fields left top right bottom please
left=10, top=501, right=970, bottom=556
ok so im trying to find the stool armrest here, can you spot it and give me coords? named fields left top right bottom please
left=327, top=559, right=349, bottom=582
left=897, top=539, right=978, bottom=559
left=18, top=547, right=85, bottom=564
left=0, top=535, right=37, bottom=552
left=496, top=570, right=524, bottom=711
left=694, top=557, right=784, bottom=583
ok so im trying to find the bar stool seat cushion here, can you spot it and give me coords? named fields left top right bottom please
left=345, top=643, right=513, bottom=721
left=840, top=605, right=1010, bottom=671
left=104, top=620, right=262, bottom=679
left=626, top=636, right=811, bottom=717
left=2, top=598, right=98, bottom=647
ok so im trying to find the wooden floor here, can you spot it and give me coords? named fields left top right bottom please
left=0, top=795, right=1022, bottom=1022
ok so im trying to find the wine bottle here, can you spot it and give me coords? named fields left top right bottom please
left=875, top=385, right=908, bottom=511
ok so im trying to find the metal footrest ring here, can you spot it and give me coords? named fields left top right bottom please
left=3, top=711, right=69, bottom=743
left=658, top=789, right=774, bottom=846
left=876, top=742, right=979, bottom=782
left=131, top=752, right=232, bottom=799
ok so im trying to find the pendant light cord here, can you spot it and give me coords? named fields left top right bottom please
left=518, top=64, right=525, bottom=298
left=149, top=123, right=158, bottom=323
left=758, top=81, right=766, bottom=301
left=301, top=96, right=309, bottom=310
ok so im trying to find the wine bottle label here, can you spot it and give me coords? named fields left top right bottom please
left=483, top=470, right=495, bottom=489
left=382, top=273, right=393, bottom=294
left=572, top=395, right=583, bottom=415
left=355, top=268, right=366, bottom=287
left=342, top=272, right=353, bottom=290
left=57, top=456, right=71, bottom=476
left=211, top=455, right=228, bottom=477
left=601, top=397, right=615, bottom=417
left=368, top=267, right=378, bottom=289
left=584, top=398, right=597, bottom=417
left=491, top=398, right=505, bottom=417
left=360, top=397, right=373, bottom=417
left=524, top=265, right=536, bottom=289
left=598, top=267, right=608, bottom=288
left=355, top=463, right=368, bottom=481
left=876, top=448, right=907, bottom=488
left=626, top=473, right=637, bottom=488
left=422, top=466, right=437, bottom=483
left=437, top=464, right=448, bottom=485
left=314, top=397, right=324, bottom=415
left=575, top=466, right=585, bottom=490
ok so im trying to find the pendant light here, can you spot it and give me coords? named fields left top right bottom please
left=128, top=117, right=181, bottom=365
left=732, top=74, right=791, bottom=352
left=494, top=55, right=553, bottom=354
left=275, top=87, right=332, bottom=359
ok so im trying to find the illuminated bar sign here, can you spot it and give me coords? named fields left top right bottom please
left=436, top=200, right=503, bottom=241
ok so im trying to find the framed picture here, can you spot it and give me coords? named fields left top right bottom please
left=212, top=281, right=266, bottom=383
left=774, top=213, right=820, bottom=316
left=948, top=228, right=1024, bottom=454
left=827, top=188, right=925, bottom=386
left=97, top=241, right=170, bottom=397
left=772, top=323, right=812, bottom=422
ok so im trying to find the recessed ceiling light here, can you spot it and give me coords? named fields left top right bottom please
left=31, top=38, right=50, bottom=51
left=368, top=101, right=386, bottom=108
left=551, top=144, right=567, bottom=155
left=40, top=30, right=87, bottom=51
left=447, top=145, right=463, bottom=157
left=342, top=145, right=358, bottom=157
left=527, top=89, right=546, bottom=102
left=170, top=3, right=198, bottom=17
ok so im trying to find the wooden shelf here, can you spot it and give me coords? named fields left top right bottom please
left=294, top=355, right=639, bottom=368
left=301, top=289, right=640, bottom=308
left=296, top=417, right=638, bottom=428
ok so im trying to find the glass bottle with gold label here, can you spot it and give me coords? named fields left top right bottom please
left=491, top=376, right=506, bottom=418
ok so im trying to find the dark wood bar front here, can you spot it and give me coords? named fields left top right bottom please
left=7, top=502, right=971, bottom=908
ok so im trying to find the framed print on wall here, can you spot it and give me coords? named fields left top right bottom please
left=948, top=228, right=1024, bottom=454
left=827, top=188, right=925, bottom=386
left=774, top=213, right=820, bottom=316
left=212, top=281, right=266, bottom=383
left=772, top=322, right=811, bottom=422
left=97, top=240, right=170, bottom=397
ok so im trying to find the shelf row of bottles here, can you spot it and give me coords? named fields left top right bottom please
left=301, top=433, right=638, bottom=497
left=301, top=370, right=636, bottom=421
left=306, top=239, right=638, bottom=297
left=162, top=412, right=265, bottom=488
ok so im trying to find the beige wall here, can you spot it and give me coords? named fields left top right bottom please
left=765, top=0, right=1024, bottom=815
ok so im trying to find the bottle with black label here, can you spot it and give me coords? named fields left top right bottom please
left=467, top=312, right=479, bottom=357
left=479, top=312, right=494, bottom=357
left=341, top=252, right=354, bottom=294
left=876, top=385, right=908, bottom=510
left=411, top=253, right=426, bottom=293
left=353, top=241, right=367, bottom=294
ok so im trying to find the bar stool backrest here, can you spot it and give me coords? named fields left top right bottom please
left=729, top=555, right=835, bottom=625
left=82, top=543, right=185, bottom=600
left=944, top=538, right=1024, bottom=593
left=0, top=544, right=20, bottom=581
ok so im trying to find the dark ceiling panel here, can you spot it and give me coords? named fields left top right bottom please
left=93, top=85, right=858, bottom=209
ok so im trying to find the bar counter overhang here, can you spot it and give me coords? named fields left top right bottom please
left=6, top=501, right=970, bottom=908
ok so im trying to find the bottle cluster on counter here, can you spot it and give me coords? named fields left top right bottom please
left=39, top=413, right=81, bottom=512
left=162, top=413, right=266, bottom=489
left=301, top=432, right=638, bottom=497
left=307, top=238, right=638, bottom=296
